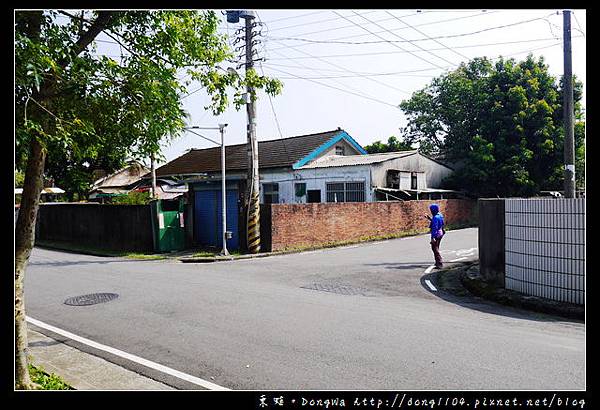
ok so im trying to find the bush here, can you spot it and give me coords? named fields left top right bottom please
left=110, top=191, right=152, bottom=205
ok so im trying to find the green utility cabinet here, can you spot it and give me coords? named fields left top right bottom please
left=150, top=198, right=186, bottom=252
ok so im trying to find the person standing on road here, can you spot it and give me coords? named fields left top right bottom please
left=425, top=203, right=445, bottom=269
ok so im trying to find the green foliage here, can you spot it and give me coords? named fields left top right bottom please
left=28, top=364, right=73, bottom=390
left=364, top=135, right=414, bottom=154
left=15, top=10, right=283, bottom=198
left=110, top=190, right=151, bottom=205
left=15, top=170, right=26, bottom=187
left=399, top=55, right=585, bottom=197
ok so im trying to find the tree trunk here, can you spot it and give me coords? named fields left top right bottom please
left=15, top=137, right=46, bottom=390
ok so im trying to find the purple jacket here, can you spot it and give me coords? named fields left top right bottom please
left=429, top=204, right=445, bottom=239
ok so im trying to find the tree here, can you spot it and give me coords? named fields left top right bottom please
left=14, top=10, right=282, bottom=389
left=399, top=55, right=585, bottom=197
left=363, top=135, right=414, bottom=154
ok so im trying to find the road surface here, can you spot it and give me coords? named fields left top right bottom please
left=24, top=228, right=585, bottom=390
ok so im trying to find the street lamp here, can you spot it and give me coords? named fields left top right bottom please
left=184, top=124, right=230, bottom=256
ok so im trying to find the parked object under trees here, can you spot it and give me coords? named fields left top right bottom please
left=14, top=10, right=282, bottom=389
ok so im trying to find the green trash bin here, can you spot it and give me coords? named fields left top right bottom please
left=151, top=198, right=186, bottom=252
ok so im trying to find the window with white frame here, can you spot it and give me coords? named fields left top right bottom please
left=262, top=183, right=279, bottom=204
left=335, top=145, right=345, bottom=156
left=326, top=181, right=365, bottom=203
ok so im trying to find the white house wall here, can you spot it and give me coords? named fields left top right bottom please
left=318, top=138, right=361, bottom=158
left=259, top=166, right=373, bottom=203
left=371, top=154, right=453, bottom=189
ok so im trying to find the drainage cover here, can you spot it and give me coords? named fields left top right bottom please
left=64, top=293, right=119, bottom=306
left=301, top=283, right=368, bottom=296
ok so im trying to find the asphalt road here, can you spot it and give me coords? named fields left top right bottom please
left=24, top=228, right=585, bottom=390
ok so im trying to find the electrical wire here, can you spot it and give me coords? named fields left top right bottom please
left=333, top=11, right=447, bottom=70
left=261, top=10, right=329, bottom=24
left=263, top=66, right=401, bottom=109
left=266, top=10, right=499, bottom=53
left=266, top=12, right=557, bottom=45
left=385, top=10, right=470, bottom=61
left=264, top=10, right=425, bottom=51
left=266, top=10, right=381, bottom=32
left=572, top=11, right=586, bottom=38
left=263, top=36, right=573, bottom=61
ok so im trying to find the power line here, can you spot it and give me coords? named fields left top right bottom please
left=265, top=41, right=565, bottom=80
left=265, top=66, right=400, bottom=109
left=267, top=37, right=411, bottom=95
left=264, top=10, right=425, bottom=51
left=572, top=11, right=586, bottom=37
left=261, top=10, right=329, bottom=24
left=267, top=12, right=557, bottom=46
left=266, top=10, right=382, bottom=33
left=266, top=10, right=499, bottom=53
left=333, top=10, right=448, bottom=69
left=255, top=12, right=292, bottom=166
left=385, top=10, right=470, bottom=61
left=351, top=9, right=461, bottom=67
left=263, top=62, right=448, bottom=75
left=263, top=37, right=572, bottom=60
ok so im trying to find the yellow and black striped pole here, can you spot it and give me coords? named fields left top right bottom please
left=243, top=12, right=261, bottom=254
left=247, top=190, right=261, bottom=253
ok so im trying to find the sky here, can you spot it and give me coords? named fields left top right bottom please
left=99, top=9, right=587, bottom=165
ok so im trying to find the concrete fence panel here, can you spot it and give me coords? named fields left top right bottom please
left=505, top=198, right=585, bottom=305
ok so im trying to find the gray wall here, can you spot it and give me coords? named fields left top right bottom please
left=478, top=199, right=506, bottom=287
left=505, top=198, right=585, bottom=305
left=36, top=203, right=154, bottom=252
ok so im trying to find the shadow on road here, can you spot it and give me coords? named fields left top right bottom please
left=363, top=262, right=432, bottom=270
left=419, top=270, right=584, bottom=324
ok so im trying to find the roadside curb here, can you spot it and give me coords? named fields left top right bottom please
left=179, top=250, right=296, bottom=263
left=434, top=262, right=584, bottom=320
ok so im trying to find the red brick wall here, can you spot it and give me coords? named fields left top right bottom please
left=269, top=199, right=477, bottom=251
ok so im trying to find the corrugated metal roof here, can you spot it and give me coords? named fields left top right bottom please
left=92, top=163, right=149, bottom=189
left=299, top=151, right=417, bottom=169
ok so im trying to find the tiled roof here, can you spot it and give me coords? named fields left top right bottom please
left=298, top=151, right=418, bottom=169
left=155, top=129, right=344, bottom=177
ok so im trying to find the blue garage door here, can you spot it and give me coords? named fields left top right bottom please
left=194, top=189, right=239, bottom=250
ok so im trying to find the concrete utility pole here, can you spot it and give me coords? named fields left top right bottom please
left=563, top=9, right=576, bottom=198
left=244, top=11, right=261, bottom=253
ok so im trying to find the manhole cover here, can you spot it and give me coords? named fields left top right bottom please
left=301, top=283, right=368, bottom=296
left=64, top=293, right=119, bottom=306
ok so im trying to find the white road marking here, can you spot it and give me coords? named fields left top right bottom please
left=455, top=247, right=478, bottom=256
left=425, top=280, right=437, bottom=292
left=424, top=265, right=435, bottom=274
left=450, top=257, right=468, bottom=262
left=26, top=316, right=230, bottom=391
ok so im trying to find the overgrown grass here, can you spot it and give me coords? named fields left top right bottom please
left=191, top=249, right=244, bottom=258
left=28, top=364, right=73, bottom=390
left=123, top=253, right=167, bottom=260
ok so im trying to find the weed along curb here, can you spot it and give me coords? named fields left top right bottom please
left=435, top=262, right=584, bottom=320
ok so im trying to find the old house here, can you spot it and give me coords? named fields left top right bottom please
left=154, top=128, right=457, bottom=251
left=88, top=161, right=150, bottom=202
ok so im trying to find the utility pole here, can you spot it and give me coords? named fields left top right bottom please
left=563, top=9, right=576, bottom=198
left=226, top=9, right=262, bottom=253
left=244, top=11, right=261, bottom=253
